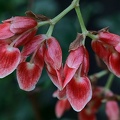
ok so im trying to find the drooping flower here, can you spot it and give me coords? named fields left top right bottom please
left=92, top=31, right=120, bottom=77
left=78, top=87, right=120, bottom=120
left=44, top=37, right=63, bottom=90
left=53, top=33, right=92, bottom=113
left=17, top=35, right=46, bottom=91
left=0, top=16, right=38, bottom=78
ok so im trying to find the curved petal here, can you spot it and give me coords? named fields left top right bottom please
left=17, top=62, right=42, bottom=91
left=0, top=23, right=14, bottom=39
left=63, top=46, right=84, bottom=88
left=106, top=101, right=120, bottom=120
left=0, top=44, right=20, bottom=78
left=109, top=52, right=120, bottom=77
left=4, top=16, right=37, bottom=34
left=44, top=37, right=62, bottom=69
left=66, top=76, right=92, bottom=112
left=55, top=99, right=71, bottom=118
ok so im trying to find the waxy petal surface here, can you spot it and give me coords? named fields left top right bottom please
left=109, top=52, right=120, bottom=77
left=46, top=64, right=63, bottom=90
left=21, top=35, right=46, bottom=57
left=14, top=28, right=37, bottom=47
left=0, top=44, right=20, bottom=78
left=63, top=47, right=84, bottom=88
left=44, top=37, right=62, bottom=69
left=66, top=76, right=92, bottom=112
left=3, top=17, right=37, bottom=34
left=0, top=23, right=14, bottom=39
left=99, top=32, right=120, bottom=47
left=17, top=62, right=41, bottom=91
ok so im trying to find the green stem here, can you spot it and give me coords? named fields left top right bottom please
left=75, top=3, right=87, bottom=34
left=38, top=0, right=79, bottom=27
left=105, top=73, right=114, bottom=90
left=46, top=24, right=54, bottom=37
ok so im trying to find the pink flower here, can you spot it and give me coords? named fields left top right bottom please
left=79, top=87, right=120, bottom=120
left=92, top=32, right=120, bottom=77
left=17, top=35, right=46, bottom=91
left=44, top=37, right=63, bottom=90
left=0, top=16, right=38, bottom=78
left=53, top=43, right=92, bottom=113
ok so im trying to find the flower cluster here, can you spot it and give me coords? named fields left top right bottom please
left=92, top=30, right=120, bottom=77
left=0, top=16, right=92, bottom=112
left=55, top=86, right=120, bottom=120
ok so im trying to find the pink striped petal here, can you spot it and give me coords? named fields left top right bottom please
left=0, top=44, right=20, bottom=78
left=21, top=35, right=46, bottom=57
left=106, top=101, right=120, bottom=120
left=109, top=52, right=120, bottom=77
left=46, top=64, right=63, bottom=90
left=63, top=46, right=84, bottom=88
left=99, top=32, right=120, bottom=47
left=44, top=37, right=62, bottom=69
left=3, top=17, right=37, bottom=34
left=17, top=62, right=42, bottom=91
left=14, top=28, right=37, bottom=47
left=0, top=23, right=14, bottom=39
left=55, top=99, right=71, bottom=118
left=66, top=76, right=92, bottom=112
left=91, top=40, right=111, bottom=65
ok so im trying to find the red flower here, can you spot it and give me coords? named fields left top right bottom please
left=0, top=41, right=21, bottom=78
left=53, top=44, right=92, bottom=113
left=3, top=16, right=37, bottom=34
left=44, top=37, right=63, bottom=90
left=92, top=31, right=120, bottom=77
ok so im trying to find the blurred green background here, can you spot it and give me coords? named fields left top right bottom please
left=0, top=0, right=120, bottom=120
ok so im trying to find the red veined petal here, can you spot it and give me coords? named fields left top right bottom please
left=21, top=34, right=46, bottom=57
left=4, top=16, right=37, bottom=34
left=63, top=46, right=84, bottom=88
left=0, top=23, right=14, bottom=39
left=66, top=76, right=92, bottom=112
left=44, top=37, right=62, bottom=70
left=14, top=28, right=37, bottom=47
left=17, top=62, right=42, bottom=91
left=46, top=64, right=63, bottom=90
left=99, top=32, right=120, bottom=47
left=109, top=52, right=120, bottom=77
left=0, top=44, right=20, bottom=78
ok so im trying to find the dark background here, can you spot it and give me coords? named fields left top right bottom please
left=0, top=0, right=120, bottom=120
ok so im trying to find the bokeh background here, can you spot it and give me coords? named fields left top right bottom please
left=0, top=0, right=120, bottom=120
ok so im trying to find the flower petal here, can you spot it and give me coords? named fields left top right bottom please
left=66, top=76, right=92, bottom=112
left=0, top=23, right=14, bottom=39
left=55, top=99, right=71, bottom=118
left=3, top=17, right=37, bottom=34
left=44, top=37, right=62, bottom=69
left=63, top=46, right=84, bottom=88
left=0, top=44, right=20, bottom=78
left=106, top=101, right=120, bottom=120
left=14, top=28, right=37, bottom=47
left=21, top=35, right=46, bottom=57
left=17, top=62, right=42, bottom=91
left=109, top=52, right=120, bottom=77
